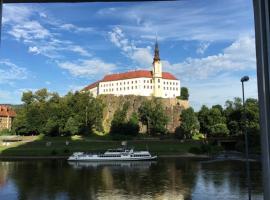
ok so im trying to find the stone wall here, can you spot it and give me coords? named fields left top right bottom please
left=98, top=95, right=189, bottom=133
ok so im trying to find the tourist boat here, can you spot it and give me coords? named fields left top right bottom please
left=67, top=147, right=157, bottom=161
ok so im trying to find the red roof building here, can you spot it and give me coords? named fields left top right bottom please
left=83, top=42, right=180, bottom=98
left=0, top=105, right=16, bottom=131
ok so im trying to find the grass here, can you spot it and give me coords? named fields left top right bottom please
left=0, top=135, right=201, bottom=157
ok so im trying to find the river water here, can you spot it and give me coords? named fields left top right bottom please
left=0, top=158, right=263, bottom=200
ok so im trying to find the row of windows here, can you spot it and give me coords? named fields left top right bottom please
left=103, top=86, right=179, bottom=92
left=103, top=86, right=138, bottom=92
left=131, top=154, right=150, bottom=157
left=100, top=79, right=179, bottom=87
left=101, top=80, right=139, bottom=87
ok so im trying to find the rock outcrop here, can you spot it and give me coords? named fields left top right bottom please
left=97, top=95, right=189, bottom=133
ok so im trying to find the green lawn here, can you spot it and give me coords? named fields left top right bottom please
left=0, top=136, right=200, bottom=157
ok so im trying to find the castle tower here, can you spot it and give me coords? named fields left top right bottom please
left=152, top=39, right=163, bottom=97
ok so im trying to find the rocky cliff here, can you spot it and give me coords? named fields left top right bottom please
left=97, top=95, right=189, bottom=133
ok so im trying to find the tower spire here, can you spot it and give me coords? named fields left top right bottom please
left=153, top=36, right=160, bottom=63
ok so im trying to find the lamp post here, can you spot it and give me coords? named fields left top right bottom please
left=241, top=75, right=251, bottom=200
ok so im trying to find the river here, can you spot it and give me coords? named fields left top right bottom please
left=0, top=158, right=263, bottom=200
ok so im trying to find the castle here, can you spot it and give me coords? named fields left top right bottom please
left=83, top=41, right=180, bottom=98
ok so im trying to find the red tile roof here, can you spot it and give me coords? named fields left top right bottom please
left=83, top=70, right=178, bottom=90
left=83, top=81, right=99, bottom=90
left=0, top=105, right=16, bottom=117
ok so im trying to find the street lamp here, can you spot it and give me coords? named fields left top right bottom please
left=241, top=75, right=251, bottom=200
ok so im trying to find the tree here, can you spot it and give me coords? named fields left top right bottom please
left=64, top=117, right=80, bottom=136
left=21, top=91, right=34, bottom=105
left=138, top=98, right=169, bottom=135
left=179, top=87, right=189, bottom=100
left=209, top=123, right=229, bottom=137
left=126, top=112, right=140, bottom=136
left=179, top=107, right=200, bottom=139
left=13, top=89, right=105, bottom=136
left=110, top=102, right=130, bottom=135
left=197, top=105, right=209, bottom=136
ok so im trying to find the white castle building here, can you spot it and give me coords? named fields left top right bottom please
left=83, top=41, right=180, bottom=98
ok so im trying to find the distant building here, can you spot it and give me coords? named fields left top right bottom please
left=0, top=105, right=16, bottom=131
left=83, top=41, right=180, bottom=98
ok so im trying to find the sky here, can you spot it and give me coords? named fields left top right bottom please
left=0, top=0, right=257, bottom=110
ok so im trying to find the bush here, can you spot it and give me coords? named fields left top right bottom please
left=188, top=147, right=202, bottom=154
left=0, top=129, right=15, bottom=136
left=51, top=149, right=58, bottom=155
left=63, top=149, right=70, bottom=154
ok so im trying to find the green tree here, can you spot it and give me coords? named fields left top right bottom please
left=197, top=105, right=210, bottom=136
left=64, top=117, right=80, bottom=136
left=209, top=123, right=229, bottom=137
left=138, top=98, right=169, bottom=135
left=179, top=87, right=189, bottom=100
left=110, top=102, right=130, bottom=135
left=126, top=112, right=140, bottom=136
left=179, top=107, right=200, bottom=139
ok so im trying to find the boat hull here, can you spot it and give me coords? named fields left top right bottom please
left=68, top=156, right=157, bottom=162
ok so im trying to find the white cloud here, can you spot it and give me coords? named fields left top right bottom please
left=0, top=60, right=27, bottom=84
left=28, top=46, right=41, bottom=54
left=70, top=45, right=92, bottom=57
left=188, top=74, right=258, bottom=111
left=98, top=0, right=254, bottom=42
left=3, top=5, right=92, bottom=59
left=196, top=42, right=210, bottom=54
left=8, top=21, right=51, bottom=42
left=109, top=27, right=153, bottom=67
left=163, top=36, right=256, bottom=80
left=57, top=59, right=116, bottom=78
left=59, top=23, right=95, bottom=33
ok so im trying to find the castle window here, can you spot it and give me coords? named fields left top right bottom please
left=135, top=86, right=137, bottom=89
left=158, top=85, right=160, bottom=88
left=164, top=87, right=165, bottom=90
left=144, top=86, right=146, bottom=89
left=131, top=86, right=133, bottom=89
left=135, top=80, right=137, bottom=83
left=144, top=80, right=146, bottom=83
left=103, top=89, right=105, bottom=92
left=124, top=87, right=125, bottom=90
left=127, top=87, right=129, bottom=90
left=132, top=81, right=133, bottom=84
left=158, top=79, right=160, bottom=83
left=167, top=87, right=169, bottom=90
left=150, top=86, right=152, bottom=89
left=150, top=80, right=152, bottom=83
left=147, top=86, right=149, bottom=89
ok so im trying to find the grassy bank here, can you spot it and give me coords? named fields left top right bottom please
left=0, top=135, right=201, bottom=157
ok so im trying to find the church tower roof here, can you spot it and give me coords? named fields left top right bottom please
left=153, top=38, right=160, bottom=63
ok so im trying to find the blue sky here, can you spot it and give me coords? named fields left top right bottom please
left=0, top=0, right=257, bottom=110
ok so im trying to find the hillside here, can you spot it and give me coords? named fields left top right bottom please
left=98, top=95, right=189, bottom=133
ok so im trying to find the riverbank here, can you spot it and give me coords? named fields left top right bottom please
left=0, top=135, right=203, bottom=158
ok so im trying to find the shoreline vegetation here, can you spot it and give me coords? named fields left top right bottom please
left=0, top=135, right=208, bottom=158
left=0, top=89, right=261, bottom=159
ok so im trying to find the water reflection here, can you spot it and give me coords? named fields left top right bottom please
left=68, top=160, right=157, bottom=170
left=0, top=159, right=263, bottom=200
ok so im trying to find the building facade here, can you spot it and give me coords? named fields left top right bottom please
left=0, top=105, right=16, bottom=131
left=84, top=42, right=180, bottom=98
